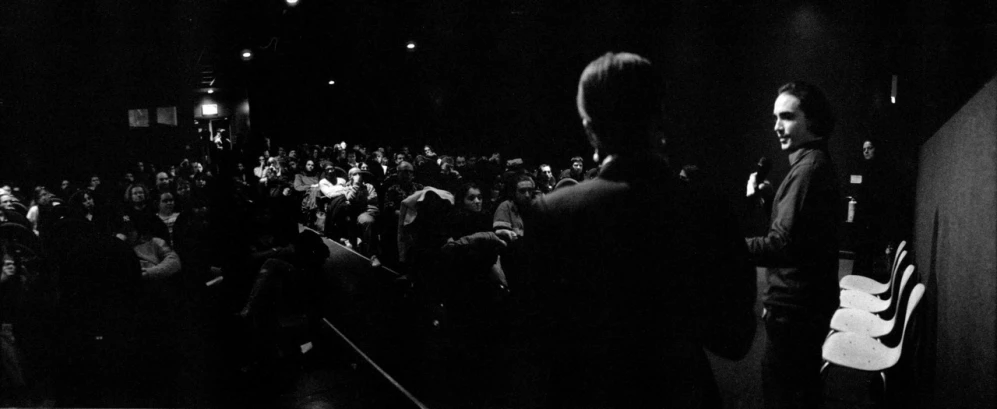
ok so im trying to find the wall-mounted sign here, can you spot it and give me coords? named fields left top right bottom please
left=850, top=175, right=863, bottom=184
left=201, top=104, right=219, bottom=116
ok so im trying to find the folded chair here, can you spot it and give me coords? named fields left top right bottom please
left=830, top=265, right=916, bottom=338
left=839, top=263, right=914, bottom=314
left=839, top=242, right=906, bottom=294
left=821, top=283, right=924, bottom=392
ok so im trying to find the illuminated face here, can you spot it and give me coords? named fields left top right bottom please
left=124, top=172, right=135, bottom=182
left=0, top=194, right=15, bottom=208
left=541, top=166, right=553, bottom=178
left=306, top=160, right=315, bottom=171
left=90, top=176, right=100, bottom=187
left=424, top=145, right=434, bottom=156
left=61, top=180, right=70, bottom=190
left=395, top=154, right=406, bottom=164
left=194, top=162, right=204, bottom=173
left=82, top=193, right=94, bottom=211
left=159, top=193, right=175, bottom=213
left=130, top=186, right=146, bottom=204
left=462, top=188, right=483, bottom=213
left=289, top=150, right=298, bottom=159
left=456, top=156, right=466, bottom=168
left=156, top=172, right=170, bottom=188
left=1, top=256, right=15, bottom=283
left=514, top=180, right=536, bottom=207
left=572, top=162, right=583, bottom=172
left=862, top=141, right=875, bottom=161
left=773, top=93, right=818, bottom=152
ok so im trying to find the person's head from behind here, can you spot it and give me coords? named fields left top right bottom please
left=456, top=183, right=483, bottom=213
left=862, top=139, right=876, bottom=161
left=397, top=162, right=415, bottom=184
left=773, top=81, right=835, bottom=152
left=577, top=52, right=665, bottom=161
left=511, top=174, right=536, bottom=208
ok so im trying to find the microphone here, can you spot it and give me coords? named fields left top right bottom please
left=756, top=157, right=771, bottom=182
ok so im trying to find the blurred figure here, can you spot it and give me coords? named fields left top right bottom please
left=525, top=52, right=755, bottom=408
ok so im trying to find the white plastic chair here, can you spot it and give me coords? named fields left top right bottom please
left=839, top=264, right=915, bottom=313
left=821, top=283, right=924, bottom=391
left=839, top=244, right=907, bottom=294
left=830, top=264, right=916, bottom=338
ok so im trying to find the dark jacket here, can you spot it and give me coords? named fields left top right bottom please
left=746, top=143, right=840, bottom=313
left=525, top=153, right=756, bottom=408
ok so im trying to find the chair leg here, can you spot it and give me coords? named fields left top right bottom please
left=879, top=371, right=887, bottom=393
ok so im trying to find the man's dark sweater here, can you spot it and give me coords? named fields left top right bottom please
left=746, top=143, right=841, bottom=313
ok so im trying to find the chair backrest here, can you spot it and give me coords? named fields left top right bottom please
left=892, top=240, right=907, bottom=271
left=884, top=264, right=916, bottom=321
left=889, top=283, right=925, bottom=355
left=884, top=250, right=907, bottom=293
left=884, top=252, right=910, bottom=306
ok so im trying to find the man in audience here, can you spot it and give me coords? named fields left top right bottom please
left=524, top=52, right=755, bottom=408
left=493, top=174, right=534, bottom=238
left=558, top=156, right=585, bottom=182
left=154, top=172, right=172, bottom=196
left=745, top=81, right=840, bottom=409
left=384, top=162, right=424, bottom=217
left=536, top=164, right=556, bottom=194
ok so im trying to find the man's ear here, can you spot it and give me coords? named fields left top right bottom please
left=583, top=119, right=600, bottom=149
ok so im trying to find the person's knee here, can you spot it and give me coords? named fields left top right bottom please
left=358, top=213, right=376, bottom=227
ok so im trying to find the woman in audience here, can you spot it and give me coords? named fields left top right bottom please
left=156, top=191, right=181, bottom=244
left=123, top=183, right=170, bottom=244
left=294, top=160, right=321, bottom=222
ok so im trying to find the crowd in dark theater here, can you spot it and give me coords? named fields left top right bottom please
left=2, top=1, right=997, bottom=408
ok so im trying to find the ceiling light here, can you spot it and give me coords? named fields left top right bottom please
left=406, top=41, right=416, bottom=50
left=241, top=49, right=253, bottom=61
left=287, top=0, right=299, bottom=5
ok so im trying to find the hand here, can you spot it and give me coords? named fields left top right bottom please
left=466, top=232, right=508, bottom=250
left=495, top=229, right=518, bottom=243
left=746, top=172, right=757, bottom=198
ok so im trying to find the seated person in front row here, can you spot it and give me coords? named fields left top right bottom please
left=492, top=173, right=535, bottom=239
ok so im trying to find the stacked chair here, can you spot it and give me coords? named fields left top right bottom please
left=821, top=241, right=925, bottom=395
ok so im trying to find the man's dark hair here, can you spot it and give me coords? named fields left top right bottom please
left=778, top=81, right=836, bottom=139
left=577, top=52, right=664, bottom=153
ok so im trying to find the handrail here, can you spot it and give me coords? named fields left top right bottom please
left=320, top=317, right=430, bottom=409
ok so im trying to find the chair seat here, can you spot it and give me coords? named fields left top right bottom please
left=822, top=331, right=900, bottom=372
left=839, top=274, right=890, bottom=295
left=840, top=289, right=890, bottom=313
left=830, top=308, right=895, bottom=338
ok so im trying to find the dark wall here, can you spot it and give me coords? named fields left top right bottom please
left=914, top=77, right=997, bottom=408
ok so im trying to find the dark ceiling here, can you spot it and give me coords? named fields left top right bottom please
left=1, top=0, right=995, bottom=197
